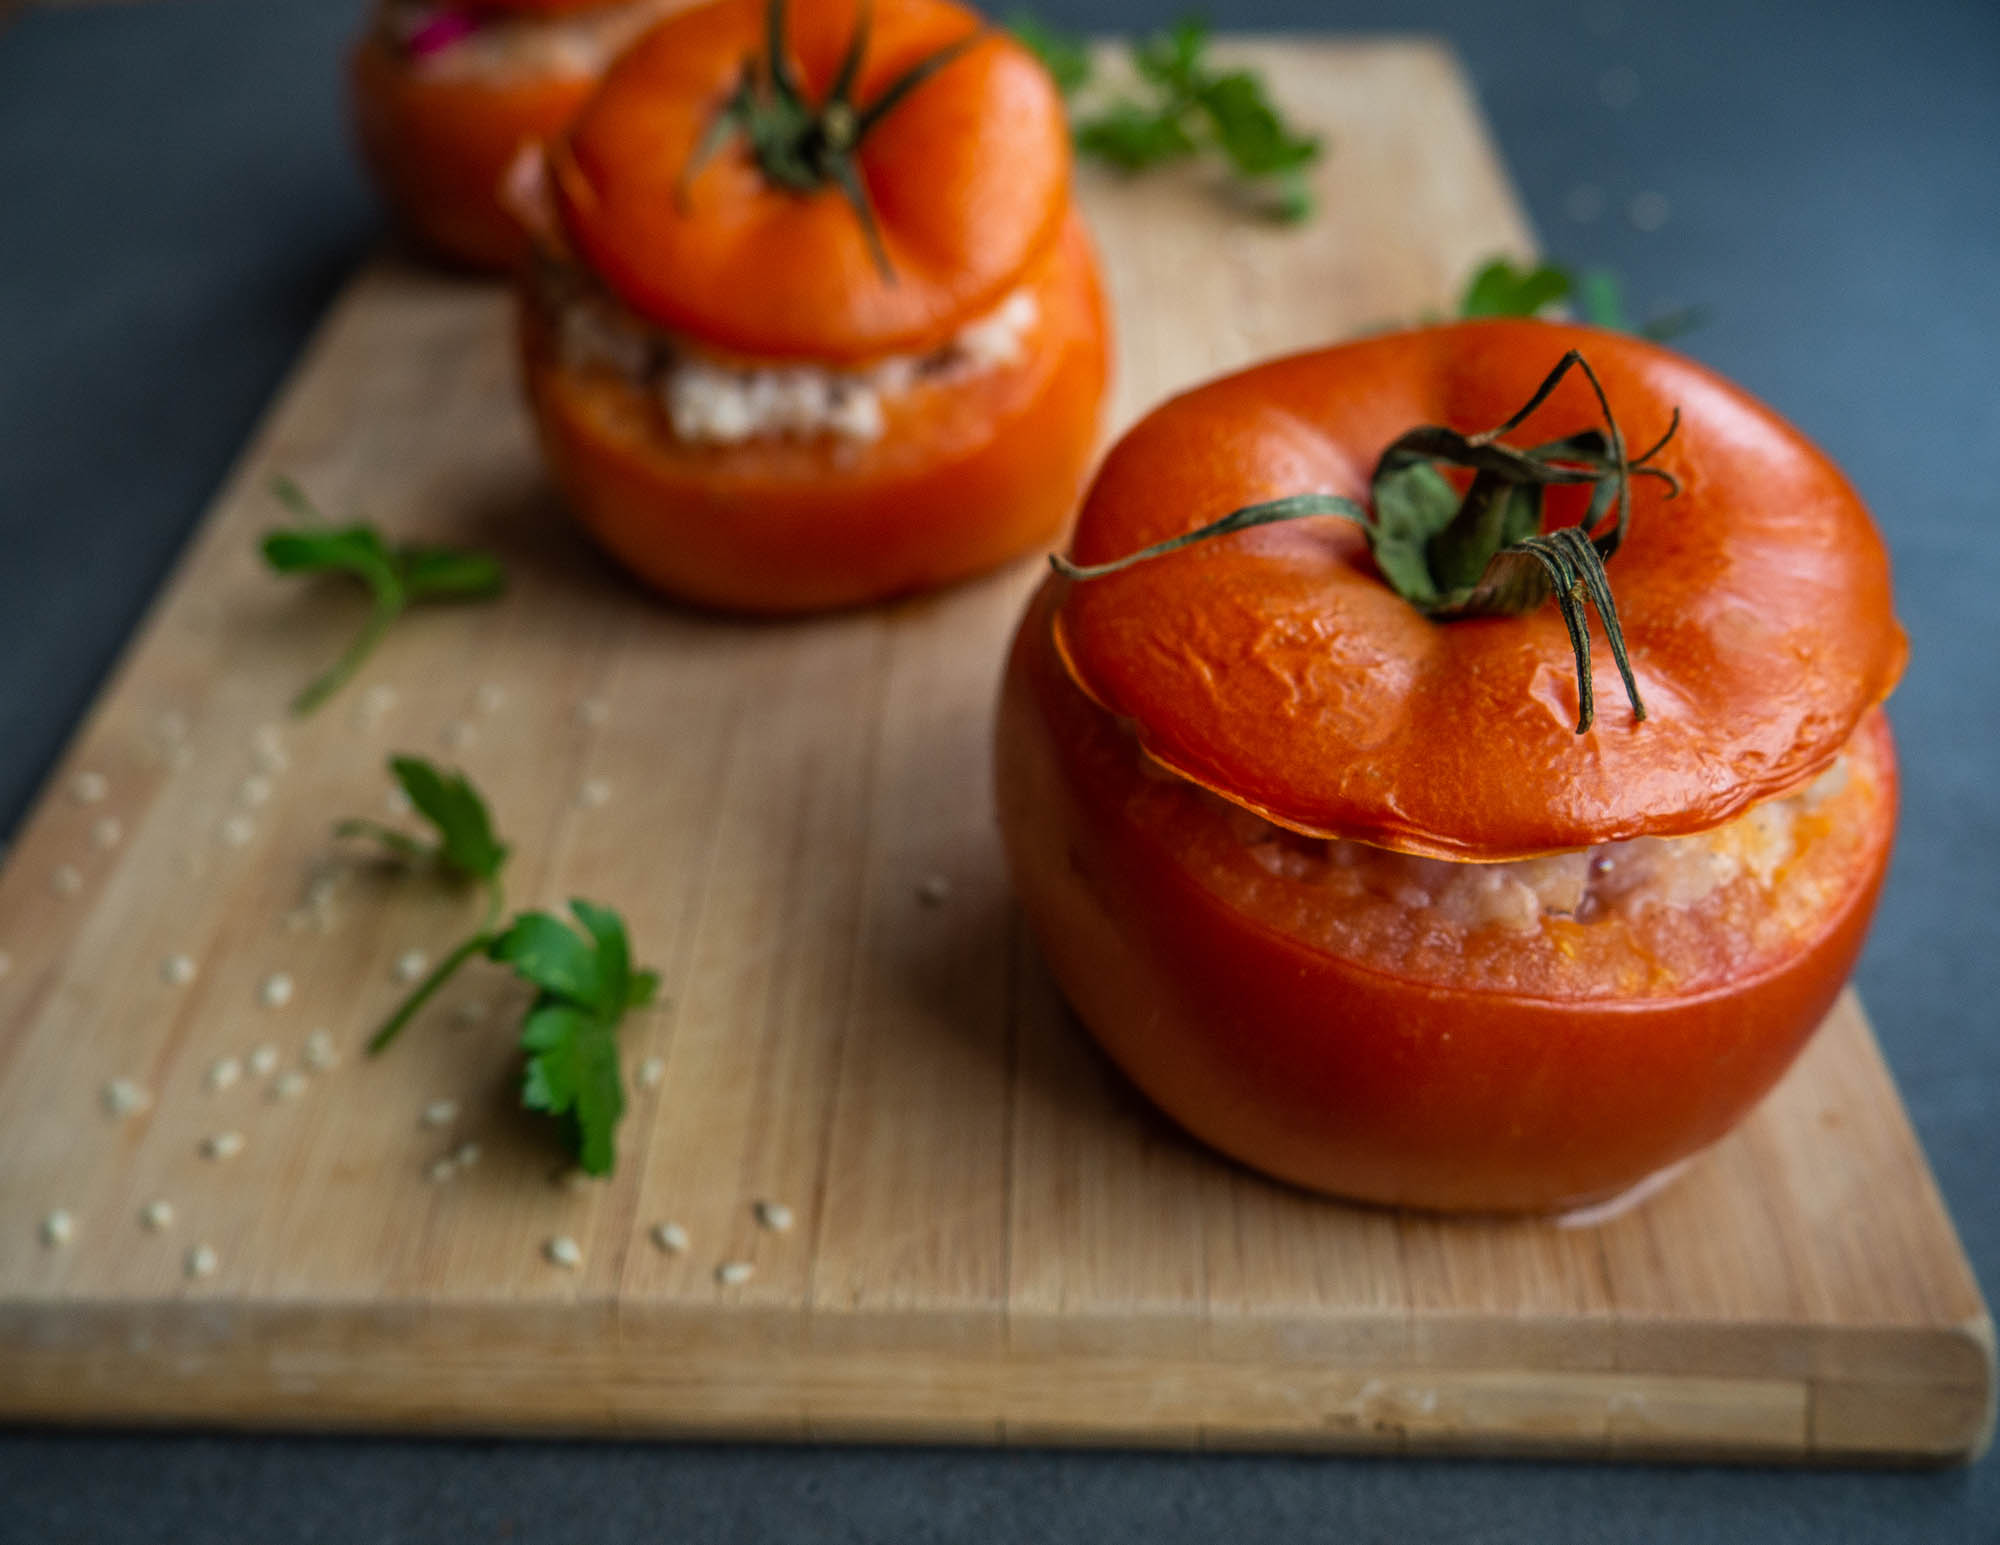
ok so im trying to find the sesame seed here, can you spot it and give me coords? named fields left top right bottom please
left=394, top=949, right=430, bottom=984
left=636, top=1056, right=666, bottom=1091
left=220, top=814, right=256, bottom=848
left=206, top=1056, right=241, bottom=1092
left=715, top=1260, right=754, bottom=1286
left=237, top=774, right=273, bottom=809
left=162, top=953, right=197, bottom=986
left=69, top=770, right=109, bottom=805
left=360, top=685, right=398, bottom=717
left=202, top=1131, right=245, bottom=1160
left=185, top=1243, right=218, bottom=1279
left=555, top=1167, right=594, bottom=1192
left=440, top=719, right=475, bottom=751
left=451, top=1000, right=490, bottom=1028
left=1628, top=190, right=1672, bottom=232
left=41, top=1209, right=73, bottom=1247
left=303, top=1029, right=339, bottom=1071
left=101, top=1078, right=151, bottom=1118
left=577, top=778, right=611, bottom=809
left=155, top=710, right=189, bottom=745
left=651, top=1221, right=689, bottom=1254
left=51, top=865, right=82, bottom=898
left=259, top=973, right=294, bottom=1009
left=545, top=1235, right=583, bottom=1269
left=753, top=1200, right=794, bottom=1234
left=272, top=1071, right=308, bottom=1101
left=90, top=816, right=123, bottom=851
left=422, top=1099, right=459, bottom=1128
left=575, top=698, right=610, bottom=727
left=453, top=1141, right=482, bottom=1168
left=427, top=1157, right=458, bottom=1183
left=474, top=683, right=507, bottom=715
left=248, top=1044, right=279, bottom=1078
left=140, top=1200, right=174, bottom=1231
left=917, top=874, right=952, bottom=907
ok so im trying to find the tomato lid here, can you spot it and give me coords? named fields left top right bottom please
left=547, top=0, right=1070, bottom=363
left=1052, top=321, right=1908, bottom=860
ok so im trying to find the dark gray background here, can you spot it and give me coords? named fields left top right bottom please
left=2, top=0, right=1996, bottom=1540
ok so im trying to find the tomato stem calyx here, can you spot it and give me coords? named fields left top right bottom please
left=678, top=0, right=986, bottom=283
left=1052, top=349, right=1679, bottom=735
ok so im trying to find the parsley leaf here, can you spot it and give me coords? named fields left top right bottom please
left=496, top=901, right=661, bottom=1175
left=1458, top=257, right=1706, bottom=341
left=263, top=476, right=505, bottom=716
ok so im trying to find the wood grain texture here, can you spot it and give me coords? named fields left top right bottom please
left=0, top=40, right=1989, bottom=1463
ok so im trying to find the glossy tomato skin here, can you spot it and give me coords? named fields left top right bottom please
left=998, top=583, right=1899, bottom=1213
left=520, top=210, right=1109, bottom=613
left=349, top=30, right=599, bottom=271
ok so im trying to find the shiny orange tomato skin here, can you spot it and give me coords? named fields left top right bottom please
left=998, top=582, right=1898, bottom=1213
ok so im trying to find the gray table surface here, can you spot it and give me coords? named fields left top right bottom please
left=2, top=0, right=1997, bottom=1539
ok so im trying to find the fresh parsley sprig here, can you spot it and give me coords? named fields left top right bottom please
left=1009, top=13, right=1322, bottom=223
left=1459, top=257, right=1705, bottom=341
left=343, top=756, right=658, bottom=1176
left=262, top=476, right=505, bottom=717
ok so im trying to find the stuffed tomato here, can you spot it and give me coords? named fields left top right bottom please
left=997, top=320, right=1906, bottom=1214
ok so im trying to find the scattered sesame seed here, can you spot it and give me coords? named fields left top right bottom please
left=715, top=1260, right=754, bottom=1286
left=575, top=698, right=610, bottom=728
left=272, top=1071, right=308, bottom=1101
left=451, top=1000, right=490, bottom=1028
left=69, top=770, right=109, bottom=805
left=101, top=1078, right=151, bottom=1118
left=90, top=816, right=123, bottom=851
left=259, top=973, right=294, bottom=1009
left=237, top=774, right=273, bottom=808
left=555, top=1167, right=594, bottom=1192
left=162, top=953, right=197, bottom=986
left=41, top=1209, right=73, bottom=1247
left=394, top=949, right=430, bottom=984
left=651, top=1222, right=689, bottom=1254
left=51, top=865, right=83, bottom=898
left=303, top=1029, right=339, bottom=1071
left=576, top=778, right=612, bottom=809
left=201, top=1131, right=245, bottom=1161
left=545, top=1235, right=583, bottom=1269
left=386, top=785, right=414, bottom=817
left=1628, top=190, right=1672, bottom=232
left=453, top=1141, right=482, bottom=1168
left=206, top=1056, right=241, bottom=1092
left=422, top=1098, right=459, bottom=1128
left=753, top=1200, right=794, bottom=1234
left=474, top=683, right=507, bottom=715
left=440, top=719, right=475, bottom=751
left=427, top=1157, right=458, bottom=1183
left=1563, top=183, right=1606, bottom=224
left=917, top=874, right=952, bottom=907
left=636, top=1056, right=666, bottom=1091
left=140, top=1200, right=174, bottom=1231
left=185, top=1243, right=218, bottom=1279
left=220, top=814, right=256, bottom=848
left=360, top=685, right=398, bottom=716
left=248, top=1044, right=279, bottom=1078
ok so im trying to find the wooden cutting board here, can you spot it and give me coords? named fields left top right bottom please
left=0, top=39, right=1989, bottom=1462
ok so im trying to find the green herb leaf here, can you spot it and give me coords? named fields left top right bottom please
left=261, top=477, right=505, bottom=716
left=489, top=911, right=605, bottom=1008
left=1074, top=100, right=1200, bottom=170
left=1006, top=11, right=1092, bottom=95
left=386, top=755, right=509, bottom=884
left=1196, top=70, right=1319, bottom=178
left=1457, top=256, right=1706, bottom=341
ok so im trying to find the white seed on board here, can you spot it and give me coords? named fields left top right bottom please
left=576, top=778, right=612, bottom=809
left=69, top=770, right=109, bottom=805
left=51, top=865, right=83, bottom=898
left=272, top=1070, right=308, bottom=1102
left=201, top=1131, right=245, bottom=1161
left=90, top=816, right=123, bottom=851
left=352, top=686, right=398, bottom=731
left=917, top=874, right=952, bottom=907
left=575, top=697, right=610, bottom=728
left=715, top=1260, right=754, bottom=1286
left=154, top=709, right=190, bottom=745
left=236, top=774, right=273, bottom=809
left=545, top=1235, right=583, bottom=1269
left=394, top=949, right=430, bottom=984
left=474, top=682, right=507, bottom=715
left=185, top=1243, right=218, bottom=1280
left=427, top=1157, right=459, bottom=1183
left=258, top=973, right=294, bottom=1009
left=206, top=1055, right=241, bottom=1092
left=753, top=1200, right=794, bottom=1234
left=451, top=1000, right=490, bottom=1028
left=422, top=1098, right=459, bottom=1128
left=452, top=1141, right=482, bottom=1169
left=636, top=1056, right=666, bottom=1091
left=161, top=953, right=197, bottom=986
left=1628, top=190, right=1672, bottom=232
left=140, top=1199, right=175, bottom=1231
left=303, top=1029, right=339, bottom=1071
left=41, top=1209, right=74, bottom=1247
left=650, top=1221, right=689, bottom=1255
left=252, top=723, right=289, bottom=773
left=440, top=719, right=475, bottom=751
left=219, top=814, right=256, bottom=848
left=248, top=1044, right=279, bottom=1078
left=101, top=1078, right=151, bottom=1118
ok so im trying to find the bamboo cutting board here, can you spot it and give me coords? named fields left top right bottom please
left=0, top=39, right=1990, bottom=1462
